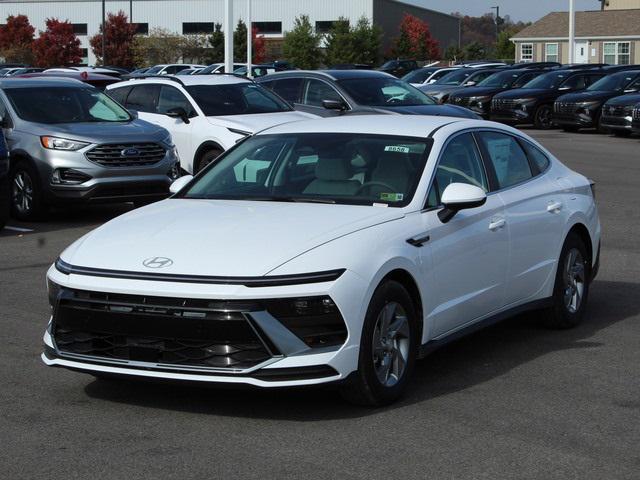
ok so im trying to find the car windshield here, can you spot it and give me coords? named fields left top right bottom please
left=185, top=83, right=291, bottom=116
left=434, top=69, right=474, bottom=85
left=180, top=133, right=433, bottom=207
left=522, top=72, right=568, bottom=89
left=402, top=68, right=437, bottom=83
left=478, top=71, right=522, bottom=88
left=380, top=61, right=397, bottom=69
left=588, top=73, right=638, bottom=92
left=145, top=66, right=164, bottom=74
left=337, top=78, right=435, bottom=106
left=199, top=64, right=222, bottom=74
left=4, top=86, right=131, bottom=124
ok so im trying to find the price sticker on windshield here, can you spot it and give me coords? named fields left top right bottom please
left=384, top=145, right=410, bottom=153
left=380, top=193, right=404, bottom=202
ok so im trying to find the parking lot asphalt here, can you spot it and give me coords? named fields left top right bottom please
left=1, top=129, right=639, bottom=480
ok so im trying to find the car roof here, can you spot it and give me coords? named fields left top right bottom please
left=260, top=114, right=471, bottom=137
left=259, top=69, right=396, bottom=81
left=0, top=77, right=89, bottom=88
left=110, top=74, right=252, bottom=88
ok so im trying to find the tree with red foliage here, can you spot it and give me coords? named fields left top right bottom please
left=392, top=14, right=440, bottom=60
left=89, top=11, right=137, bottom=68
left=0, top=15, right=35, bottom=63
left=32, top=18, right=82, bottom=68
left=252, top=27, right=266, bottom=63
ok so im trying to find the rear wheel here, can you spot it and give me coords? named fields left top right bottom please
left=542, top=233, right=591, bottom=329
left=195, top=148, right=223, bottom=173
left=534, top=105, right=553, bottom=129
left=10, top=161, right=46, bottom=221
left=340, top=281, right=418, bottom=406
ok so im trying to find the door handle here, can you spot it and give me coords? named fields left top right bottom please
left=406, top=234, right=430, bottom=247
left=488, top=217, right=506, bottom=231
left=547, top=201, right=563, bottom=213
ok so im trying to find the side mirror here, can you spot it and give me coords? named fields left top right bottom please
left=438, top=183, right=487, bottom=223
left=166, top=107, right=190, bottom=124
left=128, top=109, right=138, bottom=119
left=558, top=86, right=572, bottom=91
left=464, top=80, right=477, bottom=86
left=169, top=175, right=193, bottom=194
left=0, top=116, right=11, bottom=128
left=322, top=99, right=347, bottom=111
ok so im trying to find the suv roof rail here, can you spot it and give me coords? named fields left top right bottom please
left=129, top=75, right=185, bottom=86
left=211, top=71, right=255, bottom=82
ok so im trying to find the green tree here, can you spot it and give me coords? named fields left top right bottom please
left=351, top=16, right=381, bottom=65
left=323, top=18, right=352, bottom=66
left=207, top=23, right=224, bottom=63
left=282, top=15, right=320, bottom=69
left=463, top=41, right=486, bottom=60
left=133, top=28, right=183, bottom=65
left=233, top=19, right=247, bottom=62
left=495, top=29, right=516, bottom=61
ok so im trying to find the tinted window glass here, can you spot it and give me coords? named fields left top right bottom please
left=560, top=75, right=586, bottom=90
left=107, top=86, right=131, bottom=104
left=157, top=86, right=196, bottom=116
left=185, top=84, right=290, bottom=116
left=428, top=133, right=488, bottom=207
left=402, top=68, right=437, bottom=84
left=521, top=141, right=550, bottom=174
left=478, top=132, right=532, bottom=188
left=267, top=78, right=303, bottom=103
left=126, top=85, right=160, bottom=112
left=522, top=72, right=567, bottom=89
left=435, top=69, right=473, bottom=85
left=338, top=78, right=434, bottom=106
left=303, top=79, right=342, bottom=106
left=513, top=72, right=537, bottom=88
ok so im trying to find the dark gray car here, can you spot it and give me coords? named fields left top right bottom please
left=256, top=70, right=480, bottom=119
left=0, top=77, right=180, bottom=220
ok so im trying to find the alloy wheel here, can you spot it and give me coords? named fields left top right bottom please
left=538, top=106, right=552, bottom=128
left=563, top=248, right=586, bottom=314
left=12, top=170, right=33, bottom=215
left=372, top=301, right=411, bottom=387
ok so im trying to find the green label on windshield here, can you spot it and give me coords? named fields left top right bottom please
left=380, top=192, right=404, bottom=202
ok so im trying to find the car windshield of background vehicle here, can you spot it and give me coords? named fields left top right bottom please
left=180, top=133, right=433, bottom=207
left=402, top=68, right=436, bottom=83
left=521, top=72, right=567, bottom=89
left=587, top=73, right=637, bottom=92
left=145, top=66, right=165, bottom=74
left=434, top=69, right=473, bottom=86
left=337, top=78, right=435, bottom=106
left=478, top=71, right=521, bottom=88
left=185, top=84, right=291, bottom=116
left=4, top=87, right=131, bottom=124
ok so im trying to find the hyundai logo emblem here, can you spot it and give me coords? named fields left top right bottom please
left=121, top=147, right=140, bottom=157
left=143, top=257, right=173, bottom=268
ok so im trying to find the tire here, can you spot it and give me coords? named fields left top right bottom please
left=340, top=280, right=419, bottom=406
left=0, top=175, right=9, bottom=230
left=612, top=129, right=632, bottom=137
left=534, top=105, right=553, bottom=130
left=542, top=233, right=591, bottom=329
left=195, top=148, right=223, bottom=173
left=9, top=160, right=46, bottom=221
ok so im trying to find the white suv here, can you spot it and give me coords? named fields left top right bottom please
left=107, top=76, right=316, bottom=173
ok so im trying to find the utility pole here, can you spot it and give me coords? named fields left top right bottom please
left=224, top=0, right=234, bottom=73
left=101, top=0, right=106, bottom=66
left=130, top=0, right=133, bottom=23
left=247, top=0, right=252, bottom=78
left=491, top=6, right=500, bottom=42
left=569, top=0, right=575, bottom=64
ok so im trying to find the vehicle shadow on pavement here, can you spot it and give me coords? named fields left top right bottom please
left=82, top=279, right=636, bottom=419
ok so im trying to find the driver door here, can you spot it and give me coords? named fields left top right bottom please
left=154, top=85, right=196, bottom=170
left=419, top=132, right=509, bottom=337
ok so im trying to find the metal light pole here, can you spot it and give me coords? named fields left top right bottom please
left=491, top=6, right=500, bottom=42
left=130, top=0, right=133, bottom=23
left=569, top=0, right=576, bottom=64
left=101, top=0, right=106, bottom=66
left=224, top=0, right=234, bottom=73
left=247, top=0, right=252, bottom=78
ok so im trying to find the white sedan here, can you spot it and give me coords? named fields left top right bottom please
left=43, top=115, right=600, bottom=406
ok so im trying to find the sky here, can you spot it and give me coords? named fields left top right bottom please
left=407, top=0, right=600, bottom=21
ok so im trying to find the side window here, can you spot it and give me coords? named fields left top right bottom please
left=125, top=85, right=160, bottom=113
left=587, top=74, right=604, bottom=87
left=521, top=141, right=551, bottom=174
left=627, top=77, right=640, bottom=91
left=561, top=75, right=586, bottom=90
left=107, top=86, right=131, bottom=104
left=303, top=79, right=343, bottom=107
left=477, top=131, right=533, bottom=189
left=157, top=86, right=196, bottom=116
left=513, top=73, right=536, bottom=88
left=427, top=132, right=488, bottom=207
left=270, top=78, right=303, bottom=103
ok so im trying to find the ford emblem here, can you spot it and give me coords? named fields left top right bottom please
left=121, top=147, right=140, bottom=157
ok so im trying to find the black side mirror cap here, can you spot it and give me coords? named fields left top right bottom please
left=322, top=99, right=347, bottom=111
left=166, top=107, right=190, bottom=124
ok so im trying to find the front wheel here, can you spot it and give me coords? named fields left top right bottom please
left=534, top=105, right=553, bottom=129
left=195, top=148, right=223, bottom=173
left=340, top=281, right=419, bottom=406
left=10, top=161, right=46, bottom=221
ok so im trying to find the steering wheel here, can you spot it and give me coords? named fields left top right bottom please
left=356, top=181, right=398, bottom=196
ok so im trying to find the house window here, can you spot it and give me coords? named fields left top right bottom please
left=80, top=48, right=88, bottom=66
left=182, top=22, right=214, bottom=34
left=316, top=21, right=338, bottom=34
left=72, top=23, right=88, bottom=36
left=545, top=43, right=558, bottom=62
left=252, top=22, right=282, bottom=34
left=520, top=43, right=533, bottom=62
left=603, top=41, right=630, bottom=64
left=134, top=23, right=149, bottom=35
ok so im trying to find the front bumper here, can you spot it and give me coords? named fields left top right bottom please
left=633, top=120, right=640, bottom=134
left=490, top=109, right=532, bottom=125
left=47, top=176, right=173, bottom=204
left=42, top=265, right=366, bottom=387
left=600, top=115, right=633, bottom=131
left=552, top=112, right=596, bottom=128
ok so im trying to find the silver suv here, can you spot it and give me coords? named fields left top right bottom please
left=0, top=77, right=180, bottom=220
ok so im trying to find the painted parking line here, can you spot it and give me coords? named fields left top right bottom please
left=4, top=226, right=34, bottom=233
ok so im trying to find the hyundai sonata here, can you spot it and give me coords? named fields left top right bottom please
left=43, top=116, right=600, bottom=405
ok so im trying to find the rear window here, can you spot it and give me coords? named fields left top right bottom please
left=185, top=83, right=291, bottom=116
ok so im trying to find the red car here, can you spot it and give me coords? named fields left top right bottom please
left=15, top=71, right=119, bottom=90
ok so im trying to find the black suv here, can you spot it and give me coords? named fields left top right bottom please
left=418, top=67, right=504, bottom=103
left=256, top=70, right=479, bottom=119
left=377, top=59, right=418, bottom=78
left=491, top=68, right=606, bottom=129
left=600, top=93, right=640, bottom=136
left=633, top=103, right=640, bottom=134
left=447, top=69, right=546, bottom=119
left=0, top=126, right=7, bottom=229
left=553, top=70, right=640, bottom=131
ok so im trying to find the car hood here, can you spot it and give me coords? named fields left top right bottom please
left=556, top=90, right=616, bottom=103
left=449, top=86, right=505, bottom=98
left=23, top=119, right=167, bottom=142
left=208, top=111, right=317, bottom=134
left=605, top=92, right=640, bottom=106
left=418, top=84, right=461, bottom=95
left=376, top=104, right=480, bottom=118
left=61, top=199, right=404, bottom=277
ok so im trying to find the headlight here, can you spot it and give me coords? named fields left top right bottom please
left=40, top=136, right=89, bottom=151
left=577, top=101, right=600, bottom=107
left=469, top=96, right=491, bottom=103
left=516, top=98, right=537, bottom=104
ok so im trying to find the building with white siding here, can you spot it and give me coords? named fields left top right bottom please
left=0, top=0, right=459, bottom=65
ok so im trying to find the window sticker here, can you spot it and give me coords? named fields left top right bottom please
left=380, top=192, right=404, bottom=202
left=384, top=145, right=410, bottom=153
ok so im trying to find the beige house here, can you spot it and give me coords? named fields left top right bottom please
left=601, top=0, right=640, bottom=9
left=511, top=8, right=640, bottom=64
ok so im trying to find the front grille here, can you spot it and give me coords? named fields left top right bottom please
left=633, top=107, right=640, bottom=121
left=554, top=102, right=578, bottom=114
left=86, top=143, right=166, bottom=167
left=603, top=105, right=631, bottom=118
left=53, top=289, right=275, bottom=370
left=491, top=98, right=517, bottom=111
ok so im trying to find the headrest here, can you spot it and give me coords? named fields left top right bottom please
left=315, top=156, right=352, bottom=181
